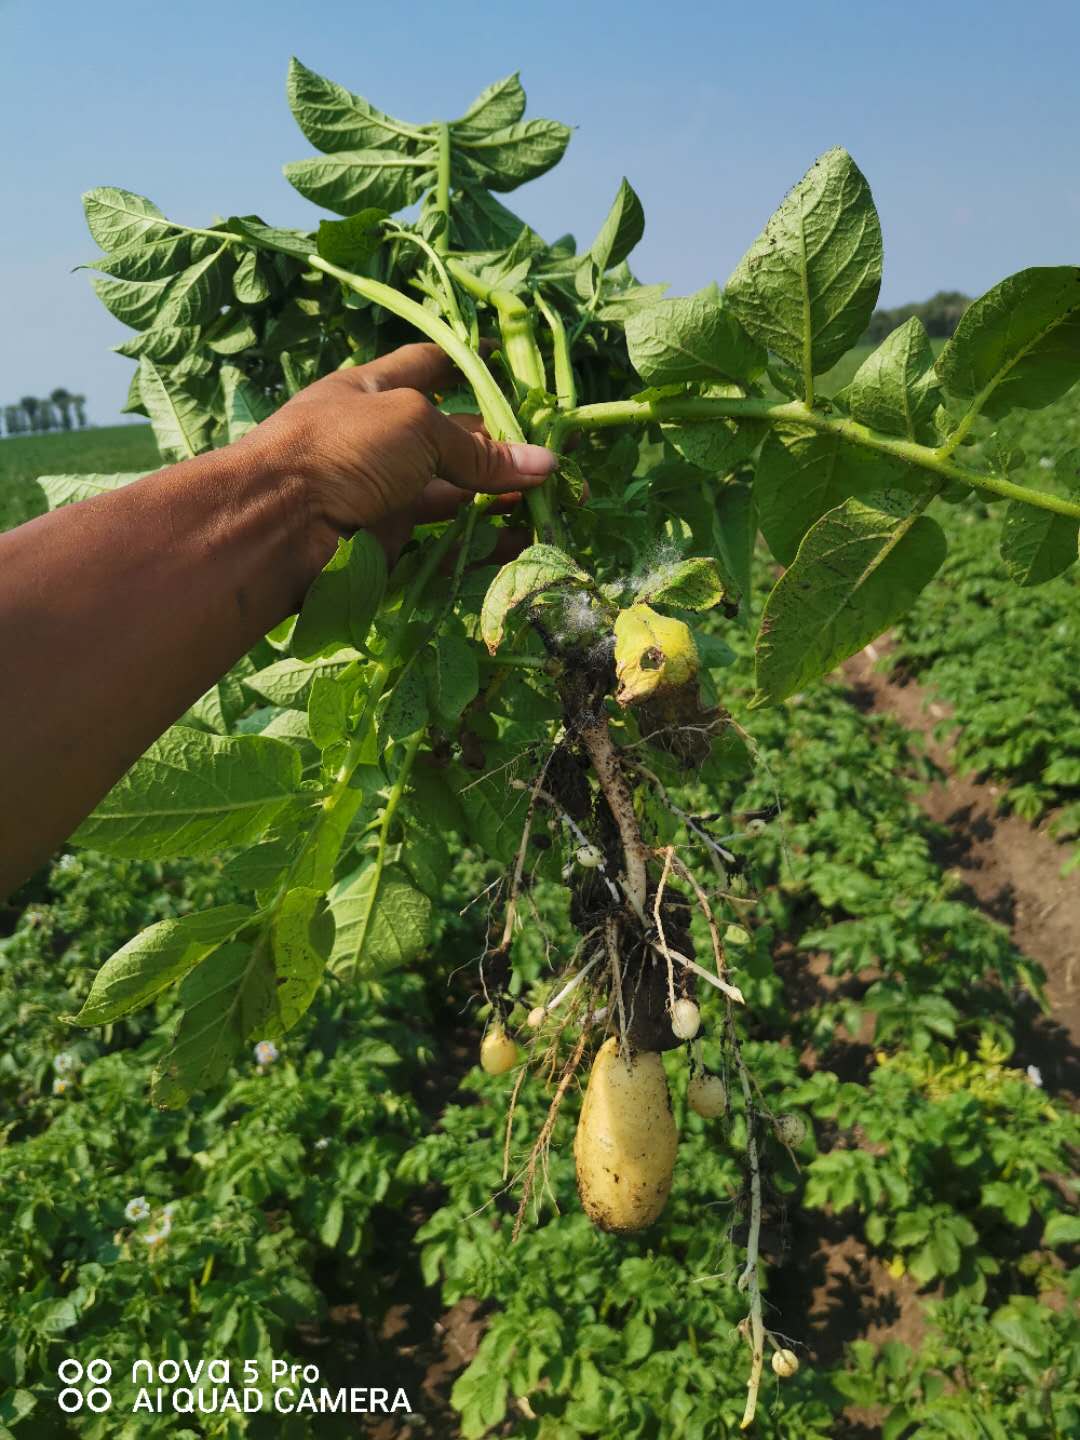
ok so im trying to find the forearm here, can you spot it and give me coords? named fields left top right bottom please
left=0, top=443, right=316, bottom=896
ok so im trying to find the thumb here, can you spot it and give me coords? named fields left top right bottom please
left=426, top=407, right=557, bottom=494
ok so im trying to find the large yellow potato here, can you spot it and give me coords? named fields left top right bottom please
left=574, top=1037, right=678, bottom=1232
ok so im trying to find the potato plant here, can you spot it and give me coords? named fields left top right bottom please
left=47, top=59, right=1080, bottom=1425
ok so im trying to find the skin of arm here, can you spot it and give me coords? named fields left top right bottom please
left=0, top=343, right=555, bottom=898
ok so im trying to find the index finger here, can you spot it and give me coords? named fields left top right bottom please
left=339, top=342, right=465, bottom=396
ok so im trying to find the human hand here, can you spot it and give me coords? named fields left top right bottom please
left=237, top=342, right=557, bottom=593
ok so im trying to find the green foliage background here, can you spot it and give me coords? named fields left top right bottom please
left=2, top=423, right=1079, bottom=1439
left=2, top=55, right=1080, bottom=1439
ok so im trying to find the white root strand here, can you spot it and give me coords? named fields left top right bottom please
left=733, top=1016, right=765, bottom=1430
left=653, top=846, right=679, bottom=1016
left=510, top=779, right=623, bottom=907
left=499, top=753, right=555, bottom=951
left=666, top=850, right=737, bottom=995
left=654, top=944, right=745, bottom=1005
left=606, top=916, right=630, bottom=1060
left=538, top=949, right=604, bottom=1017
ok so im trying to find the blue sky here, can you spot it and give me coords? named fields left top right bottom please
left=2, top=0, right=1078, bottom=425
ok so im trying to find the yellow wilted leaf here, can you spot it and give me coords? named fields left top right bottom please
left=613, top=604, right=699, bottom=707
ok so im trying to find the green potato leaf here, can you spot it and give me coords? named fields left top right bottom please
left=287, top=57, right=423, bottom=152
left=724, top=147, right=883, bottom=385
left=755, top=423, right=909, bottom=565
left=73, top=727, right=305, bottom=858
left=306, top=673, right=350, bottom=750
left=999, top=448, right=1080, bottom=585
left=156, top=246, right=231, bottom=328
left=454, top=119, right=571, bottom=192
left=137, top=357, right=213, bottom=461
left=937, top=266, right=1080, bottom=420
left=83, top=186, right=171, bottom=251
left=268, top=887, right=335, bottom=1032
left=663, top=413, right=764, bottom=476
left=841, top=316, right=941, bottom=443
left=381, top=664, right=429, bottom=743
left=284, top=150, right=434, bottom=216
left=92, top=274, right=173, bottom=329
left=753, top=491, right=947, bottom=705
left=714, top=476, right=757, bottom=615
left=232, top=246, right=272, bottom=303
left=327, top=862, right=431, bottom=980
left=291, top=531, right=387, bottom=660
left=223, top=215, right=314, bottom=261
left=151, top=940, right=278, bottom=1107
left=480, top=544, right=592, bottom=653
left=454, top=73, right=527, bottom=138
left=38, top=472, right=150, bottom=509
left=428, top=627, right=480, bottom=723
left=220, top=364, right=274, bottom=441
left=635, top=556, right=726, bottom=611
left=71, top=904, right=254, bottom=1026
left=626, top=293, right=766, bottom=387
left=88, top=233, right=192, bottom=282
left=451, top=182, right=532, bottom=251
left=207, top=312, right=260, bottom=355
left=586, top=177, right=645, bottom=276
left=115, top=324, right=203, bottom=362
left=316, top=208, right=388, bottom=269
left=401, top=822, right=451, bottom=899
left=244, top=652, right=358, bottom=709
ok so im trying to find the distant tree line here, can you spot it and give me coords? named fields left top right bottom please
left=2, top=389, right=88, bottom=437
left=863, top=291, right=971, bottom=345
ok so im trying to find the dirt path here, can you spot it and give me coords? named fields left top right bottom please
left=843, top=641, right=1080, bottom=1091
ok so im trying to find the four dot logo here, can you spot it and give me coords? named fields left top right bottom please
left=57, top=1358, right=113, bottom=1413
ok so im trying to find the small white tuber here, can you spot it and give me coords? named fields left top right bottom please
left=480, top=1026, right=519, bottom=1075
left=771, top=1348, right=799, bottom=1378
left=670, top=997, right=701, bottom=1041
left=687, top=1072, right=727, bottom=1118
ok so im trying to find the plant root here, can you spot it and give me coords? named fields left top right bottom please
left=512, top=1030, right=588, bottom=1241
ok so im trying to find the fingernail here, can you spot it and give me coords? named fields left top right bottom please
left=509, top=443, right=559, bottom=477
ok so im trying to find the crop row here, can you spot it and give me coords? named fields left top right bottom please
left=888, top=481, right=1080, bottom=868
left=2, top=591, right=1076, bottom=1437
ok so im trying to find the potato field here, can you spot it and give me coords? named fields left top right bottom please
left=1, top=51, right=1078, bottom=1440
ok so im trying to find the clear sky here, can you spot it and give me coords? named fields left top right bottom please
left=2, top=0, right=1078, bottom=426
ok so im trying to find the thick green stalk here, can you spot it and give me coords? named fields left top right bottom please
left=535, top=293, right=577, bottom=409
left=279, top=351, right=302, bottom=397
left=445, top=260, right=547, bottom=394
left=497, top=298, right=547, bottom=395
left=372, top=731, right=423, bottom=871
left=267, top=511, right=470, bottom=914
left=387, top=224, right=468, bottom=338
left=481, top=652, right=553, bottom=671
left=307, top=254, right=523, bottom=443
left=434, top=122, right=451, bottom=254
left=342, top=727, right=425, bottom=971
left=558, top=395, right=1080, bottom=521
left=444, top=259, right=498, bottom=305
left=178, top=225, right=242, bottom=246
left=524, top=409, right=566, bottom=547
